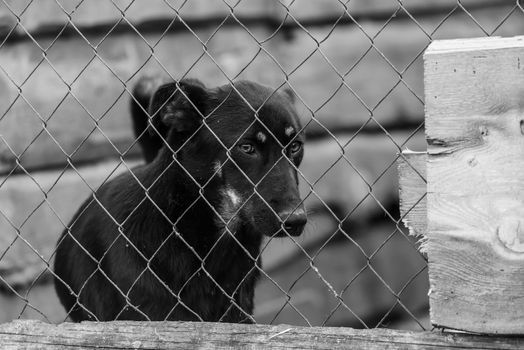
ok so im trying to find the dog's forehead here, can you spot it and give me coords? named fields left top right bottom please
left=258, top=103, right=300, bottom=137
left=211, top=81, right=301, bottom=139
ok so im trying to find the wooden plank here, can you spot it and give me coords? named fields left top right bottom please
left=0, top=0, right=511, bottom=38
left=0, top=131, right=424, bottom=289
left=0, top=283, right=65, bottom=324
left=424, top=36, right=524, bottom=334
left=276, top=0, right=512, bottom=22
left=0, top=160, right=139, bottom=288
left=397, top=151, right=427, bottom=239
left=256, top=223, right=428, bottom=328
left=0, top=26, right=278, bottom=173
left=0, top=0, right=275, bottom=37
left=260, top=212, right=337, bottom=273
left=299, top=131, right=425, bottom=222
left=0, top=320, right=523, bottom=349
left=1, top=5, right=522, bottom=172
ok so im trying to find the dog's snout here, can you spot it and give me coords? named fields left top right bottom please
left=279, top=208, right=307, bottom=236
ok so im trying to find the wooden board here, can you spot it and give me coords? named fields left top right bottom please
left=424, top=36, right=524, bottom=334
left=0, top=26, right=278, bottom=173
left=0, top=0, right=275, bottom=38
left=0, top=0, right=511, bottom=38
left=276, top=0, right=513, bottom=23
left=0, top=283, right=64, bottom=324
left=255, top=223, right=428, bottom=328
left=0, top=319, right=523, bottom=349
left=397, top=151, right=427, bottom=239
left=0, top=160, right=139, bottom=288
left=260, top=212, right=337, bottom=273
left=1, top=5, right=523, bottom=173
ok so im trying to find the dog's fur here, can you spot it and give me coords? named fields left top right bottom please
left=130, top=75, right=170, bottom=163
left=54, top=77, right=306, bottom=322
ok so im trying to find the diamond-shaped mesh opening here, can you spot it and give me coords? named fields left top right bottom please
left=0, top=0, right=521, bottom=331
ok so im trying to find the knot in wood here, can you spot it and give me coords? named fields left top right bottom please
left=479, top=125, right=489, bottom=137
left=496, top=217, right=524, bottom=254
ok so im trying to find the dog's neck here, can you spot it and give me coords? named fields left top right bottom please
left=146, top=148, right=201, bottom=209
left=141, top=149, right=262, bottom=258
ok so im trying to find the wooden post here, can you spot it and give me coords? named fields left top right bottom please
left=399, top=36, right=524, bottom=334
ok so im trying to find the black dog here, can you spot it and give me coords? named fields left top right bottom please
left=54, top=77, right=307, bottom=322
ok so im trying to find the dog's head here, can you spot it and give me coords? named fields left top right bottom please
left=149, top=79, right=306, bottom=238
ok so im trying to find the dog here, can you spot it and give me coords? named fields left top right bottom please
left=54, top=77, right=307, bottom=322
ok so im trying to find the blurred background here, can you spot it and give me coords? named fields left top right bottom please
left=0, top=0, right=522, bottom=329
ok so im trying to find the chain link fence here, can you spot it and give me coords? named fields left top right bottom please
left=0, top=0, right=522, bottom=329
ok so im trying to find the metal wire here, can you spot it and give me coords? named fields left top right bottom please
left=0, top=0, right=521, bottom=329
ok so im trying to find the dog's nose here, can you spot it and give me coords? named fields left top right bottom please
left=279, top=209, right=307, bottom=236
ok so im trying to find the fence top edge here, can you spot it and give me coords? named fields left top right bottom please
left=425, top=35, right=524, bottom=57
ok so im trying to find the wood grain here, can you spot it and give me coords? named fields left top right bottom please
left=424, top=36, right=524, bottom=334
left=0, top=0, right=274, bottom=37
left=0, top=319, right=523, bottom=349
left=397, top=151, right=427, bottom=240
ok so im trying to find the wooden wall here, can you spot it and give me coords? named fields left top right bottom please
left=0, top=0, right=522, bottom=326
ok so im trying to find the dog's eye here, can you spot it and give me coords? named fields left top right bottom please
left=289, top=141, right=302, bottom=154
left=239, top=143, right=256, bottom=154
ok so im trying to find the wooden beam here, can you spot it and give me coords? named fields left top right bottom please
left=397, top=151, right=427, bottom=239
left=0, top=0, right=511, bottom=39
left=0, top=320, right=523, bottom=349
left=424, top=36, right=524, bottom=334
left=277, top=0, right=513, bottom=23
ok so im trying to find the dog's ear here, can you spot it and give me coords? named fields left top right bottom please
left=148, top=79, right=208, bottom=134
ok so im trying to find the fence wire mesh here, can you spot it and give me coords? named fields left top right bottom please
left=0, top=0, right=522, bottom=329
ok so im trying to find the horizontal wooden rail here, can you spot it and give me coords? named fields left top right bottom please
left=0, top=0, right=511, bottom=42
left=1, top=320, right=523, bottom=349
